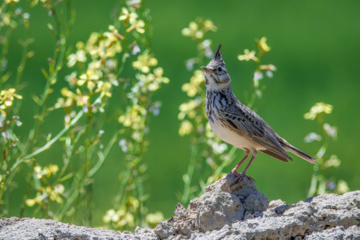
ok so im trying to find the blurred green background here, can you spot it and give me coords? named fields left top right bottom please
left=7, top=0, right=360, bottom=226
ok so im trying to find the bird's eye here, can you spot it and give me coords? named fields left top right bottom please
left=217, top=67, right=222, bottom=72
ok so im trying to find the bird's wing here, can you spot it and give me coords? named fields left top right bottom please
left=222, top=101, right=292, bottom=161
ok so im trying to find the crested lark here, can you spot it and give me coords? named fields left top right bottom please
left=201, top=44, right=316, bottom=183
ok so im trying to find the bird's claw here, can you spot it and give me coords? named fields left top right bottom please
left=230, top=173, right=255, bottom=186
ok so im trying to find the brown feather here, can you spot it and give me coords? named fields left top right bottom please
left=260, top=149, right=291, bottom=162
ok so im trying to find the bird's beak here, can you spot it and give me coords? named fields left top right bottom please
left=201, top=66, right=211, bottom=73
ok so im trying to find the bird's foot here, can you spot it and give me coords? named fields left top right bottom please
left=230, top=172, right=255, bottom=186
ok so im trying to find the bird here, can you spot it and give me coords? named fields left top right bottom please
left=201, top=44, right=316, bottom=184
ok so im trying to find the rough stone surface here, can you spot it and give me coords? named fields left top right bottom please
left=0, top=217, right=157, bottom=240
left=155, top=172, right=269, bottom=237
left=1, top=173, right=359, bottom=240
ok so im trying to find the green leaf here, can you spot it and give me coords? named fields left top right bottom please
left=59, top=173, right=74, bottom=182
left=41, top=68, right=49, bottom=79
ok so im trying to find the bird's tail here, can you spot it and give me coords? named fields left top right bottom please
left=283, top=143, right=317, bottom=164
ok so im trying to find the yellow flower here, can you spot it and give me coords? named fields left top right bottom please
left=117, top=212, right=135, bottom=227
left=0, top=88, right=22, bottom=114
left=119, top=7, right=138, bottom=25
left=25, top=198, right=36, bottom=207
left=127, top=19, right=145, bottom=34
left=25, top=192, right=44, bottom=207
left=205, top=122, right=215, bottom=138
left=65, top=72, right=78, bottom=86
left=127, top=196, right=140, bottom=210
left=203, top=20, right=217, bottom=32
left=29, top=0, right=47, bottom=6
left=181, top=19, right=217, bottom=40
left=44, top=164, right=59, bottom=177
left=33, top=164, right=59, bottom=179
left=179, top=120, right=193, bottom=136
left=78, top=70, right=100, bottom=91
left=49, top=184, right=64, bottom=203
left=109, top=25, right=124, bottom=40
left=5, top=0, right=19, bottom=4
left=119, top=7, right=145, bottom=33
left=118, top=104, right=147, bottom=131
left=103, top=31, right=122, bottom=56
left=137, top=67, right=169, bottom=92
left=96, top=81, right=112, bottom=97
left=86, top=32, right=122, bottom=59
left=335, top=180, right=350, bottom=194
left=304, top=102, right=333, bottom=121
left=103, top=209, right=120, bottom=223
left=154, top=67, right=165, bottom=79
left=103, top=206, right=135, bottom=227
left=182, top=21, right=203, bottom=39
left=145, top=212, right=164, bottom=227
left=181, top=70, right=204, bottom=97
left=238, top=49, right=256, bottom=61
left=324, top=155, right=340, bottom=168
left=178, top=99, right=200, bottom=120
left=256, top=37, right=271, bottom=56
left=55, top=88, right=89, bottom=108
left=67, top=42, right=87, bottom=67
left=34, top=166, right=43, bottom=179
left=132, top=53, right=158, bottom=73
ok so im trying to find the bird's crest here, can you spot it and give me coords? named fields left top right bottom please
left=209, top=44, right=225, bottom=66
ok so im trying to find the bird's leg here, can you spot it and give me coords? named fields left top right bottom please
left=231, top=149, right=250, bottom=174
left=232, top=151, right=257, bottom=185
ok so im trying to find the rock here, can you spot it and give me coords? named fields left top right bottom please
left=0, top=173, right=359, bottom=240
left=0, top=217, right=148, bottom=240
left=154, top=221, right=175, bottom=239
left=243, top=192, right=269, bottom=212
left=186, top=190, right=360, bottom=240
left=154, top=172, right=269, bottom=236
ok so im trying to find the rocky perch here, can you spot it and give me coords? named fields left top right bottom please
left=1, top=173, right=359, bottom=240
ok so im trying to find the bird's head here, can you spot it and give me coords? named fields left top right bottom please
left=201, top=44, right=231, bottom=90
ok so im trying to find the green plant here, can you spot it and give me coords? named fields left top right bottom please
left=304, top=102, right=349, bottom=196
left=0, top=0, right=167, bottom=230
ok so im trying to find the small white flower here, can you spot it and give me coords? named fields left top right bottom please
left=304, top=132, right=322, bottom=143
left=266, top=70, right=273, bottom=78
left=94, top=98, right=102, bottom=105
left=253, top=70, right=263, bottom=89
left=132, top=45, right=141, bottom=55
left=64, top=115, right=71, bottom=124
left=65, top=72, right=77, bottom=84
left=186, top=58, right=196, bottom=71
left=106, top=59, right=116, bottom=69
left=23, top=12, right=30, bottom=19
left=132, top=132, right=142, bottom=141
left=323, top=123, right=337, bottom=139
left=15, top=8, right=22, bottom=15
left=202, top=39, right=211, bottom=48
left=111, top=79, right=119, bottom=86
left=119, top=139, right=128, bottom=152
left=54, top=184, right=65, bottom=194
left=253, top=70, right=263, bottom=83
left=211, top=142, right=227, bottom=154
left=204, top=49, right=213, bottom=59
left=149, top=102, right=161, bottom=116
